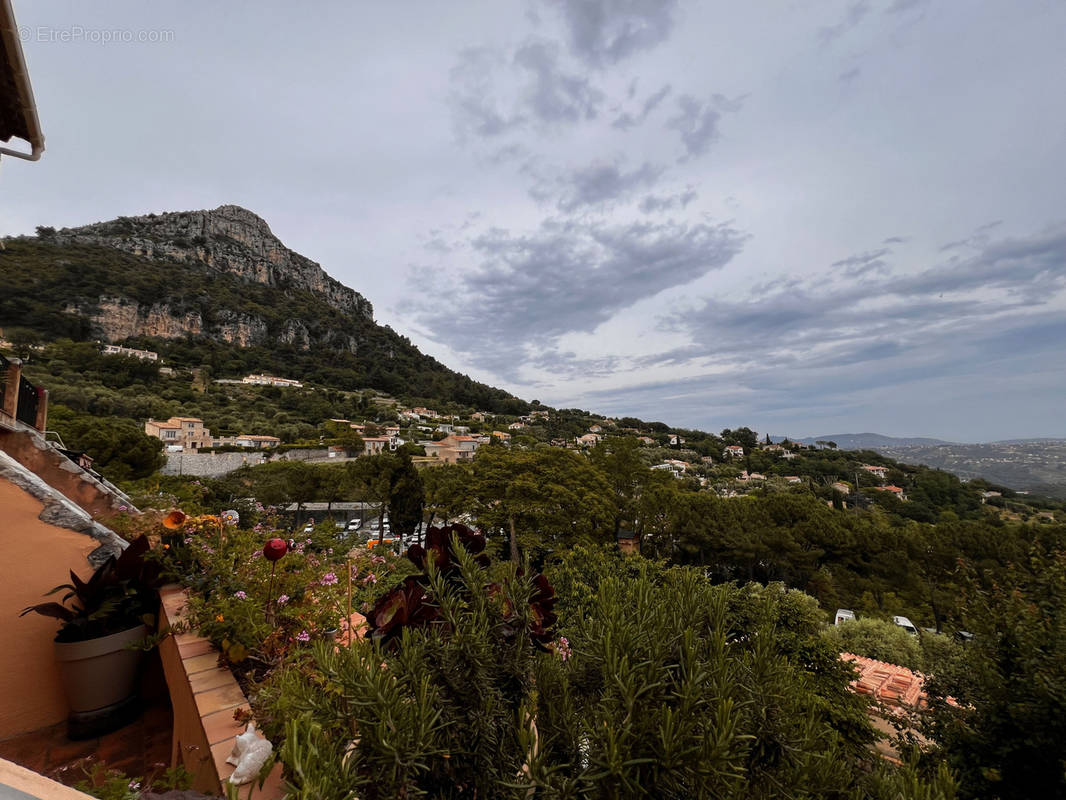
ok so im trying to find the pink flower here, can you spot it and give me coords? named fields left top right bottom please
left=362, top=573, right=377, bottom=585
left=320, top=572, right=338, bottom=586
left=371, top=555, right=386, bottom=565
left=277, top=594, right=290, bottom=606
left=234, top=591, right=247, bottom=600
left=554, top=636, right=572, bottom=662
left=296, top=630, right=310, bottom=643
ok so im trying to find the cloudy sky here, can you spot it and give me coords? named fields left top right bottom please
left=3, top=0, right=1065, bottom=442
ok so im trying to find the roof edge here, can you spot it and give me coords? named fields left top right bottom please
left=0, top=0, right=45, bottom=160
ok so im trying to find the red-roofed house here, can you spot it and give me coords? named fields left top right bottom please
left=872, top=485, right=907, bottom=500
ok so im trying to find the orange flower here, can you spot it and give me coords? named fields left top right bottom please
left=203, top=515, right=221, bottom=525
left=216, top=614, right=225, bottom=622
left=163, top=510, right=187, bottom=530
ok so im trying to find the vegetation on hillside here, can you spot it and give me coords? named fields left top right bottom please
left=0, top=238, right=525, bottom=412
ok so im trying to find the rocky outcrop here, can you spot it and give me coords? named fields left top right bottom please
left=92, top=297, right=204, bottom=341
left=54, top=205, right=373, bottom=321
left=214, top=311, right=270, bottom=348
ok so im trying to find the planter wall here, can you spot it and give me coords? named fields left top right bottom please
left=158, top=585, right=284, bottom=799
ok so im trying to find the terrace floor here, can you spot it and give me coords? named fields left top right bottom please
left=0, top=698, right=172, bottom=789
left=0, top=651, right=173, bottom=792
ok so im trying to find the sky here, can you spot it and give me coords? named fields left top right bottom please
left=2, top=0, right=1065, bottom=442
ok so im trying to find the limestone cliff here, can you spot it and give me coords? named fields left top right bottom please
left=54, top=205, right=373, bottom=320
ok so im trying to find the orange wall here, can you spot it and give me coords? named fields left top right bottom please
left=0, top=480, right=96, bottom=740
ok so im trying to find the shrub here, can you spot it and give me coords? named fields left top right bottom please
left=823, top=617, right=922, bottom=671
left=262, top=544, right=951, bottom=798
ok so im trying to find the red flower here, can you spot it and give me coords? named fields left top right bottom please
left=263, top=538, right=288, bottom=561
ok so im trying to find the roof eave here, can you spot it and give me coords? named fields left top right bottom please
left=0, top=0, right=44, bottom=161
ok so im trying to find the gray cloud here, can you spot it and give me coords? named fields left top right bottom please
left=832, top=247, right=892, bottom=278
left=666, top=94, right=744, bottom=160
left=412, top=216, right=746, bottom=376
left=449, top=47, right=524, bottom=138
left=668, top=95, right=720, bottom=159
left=639, top=187, right=698, bottom=213
left=654, top=225, right=1066, bottom=380
left=886, top=0, right=930, bottom=14
left=818, top=2, right=872, bottom=46
left=612, top=83, right=672, bottom=130
left=550, top=161, right=664, bottom=211
left=514, top=40, right=605, bottom=125
left=450, top=40, right=604, bottom=141
left=551, top=0, right=679, bottom=67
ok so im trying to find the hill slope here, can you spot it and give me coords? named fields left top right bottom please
left=0, top=207, right=524, bottom=411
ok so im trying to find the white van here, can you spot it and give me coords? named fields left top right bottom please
left=834, top=609, right=856, bottom=625
left=892, top=615, right=918, bottom=635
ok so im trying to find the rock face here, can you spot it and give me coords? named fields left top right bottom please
left=55, top=205, right=373, bottom=320
left=92, top=297, right=204, bottom=341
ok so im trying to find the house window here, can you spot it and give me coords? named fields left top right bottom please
left=165, top=430, right=176, bottom=439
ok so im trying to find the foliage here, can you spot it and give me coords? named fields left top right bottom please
left=470, top=445, right=614, bottom=562
left=20, top=536, right=164, bottom=642
left=74, top=762, right=193, bottom=800
left=921, top=547, right=1066, bottom=799
left=157, top=513, right=413, bottom=674
left=823, top=617, right=923, bottom=672
left=264, top=545, right=951, bottom=799
left=365, top=525, right=557, bottom=650
left=49, top=404, right=164, bottom=481
left=0, top=239, right=524, bottom=413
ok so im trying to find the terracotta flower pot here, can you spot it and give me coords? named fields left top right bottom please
left=54, top=624, right=147, bottom=713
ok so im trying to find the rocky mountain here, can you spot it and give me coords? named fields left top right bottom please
left=0, top=208, right=523, bottom=410
left=50, top=205, right=373, bottom=320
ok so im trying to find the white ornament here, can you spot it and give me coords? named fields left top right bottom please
left=227, top=721, right=274, bottom=785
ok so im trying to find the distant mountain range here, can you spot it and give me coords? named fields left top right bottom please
left=773, top=433, right=956, bottom=449
left=771, top=433, right=1066, bottom=498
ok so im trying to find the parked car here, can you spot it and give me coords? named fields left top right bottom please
left=834, top=609, right=856, bottom=625
left=892, top=615, right=918, bottom=635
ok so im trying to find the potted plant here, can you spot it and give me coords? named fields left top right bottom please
left=21, top=535, right=164, bottom=737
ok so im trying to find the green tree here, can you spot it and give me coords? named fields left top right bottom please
left=48, top=404, right=164, bottom=481
left=471, top=446, right=613, bottom=562
left=823, top=617, right=922, bottom=671
left=923, top=547, right=1066, bottom=799
left=421, top=463, right=472, bottom=530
